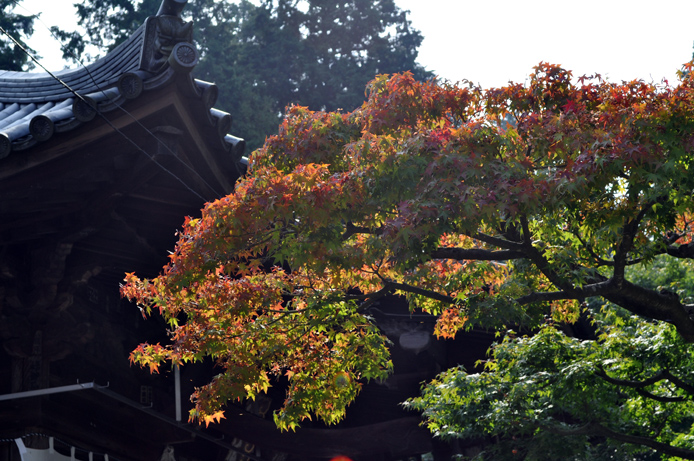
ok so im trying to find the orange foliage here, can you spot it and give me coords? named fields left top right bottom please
left=121, top=65, right=694, bottom=429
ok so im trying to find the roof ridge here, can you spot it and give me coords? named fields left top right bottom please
left=0, top=0, right=245, bottom=169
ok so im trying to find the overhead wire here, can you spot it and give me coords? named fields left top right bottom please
left=0, top=23, right=212, bottom=203
left=18, top=0, right=234, bottom=196
left=2, top=1, right=237, bottom=202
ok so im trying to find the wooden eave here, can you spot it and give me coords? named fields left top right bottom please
left=1, top=89, right=239, bottom=285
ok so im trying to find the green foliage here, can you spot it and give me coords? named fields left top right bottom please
left=406, top=306, right=694, bottom=460
left=122, top=66, right=694, bottom=450
left=74, top=0, right=160, bottom=53
left=196, top=0, right=431, bottom=150
left=408, top=257, right=694, bottom=459
left=0, top=0, right=37, bottom=71
left=60, top=0, right=431, bottom=151
left=626, top=255, right=694, bottom=304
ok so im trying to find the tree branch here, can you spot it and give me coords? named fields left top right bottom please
left=543, top=422, right=694, bottom=459
left=595, top=367, right=688, bottom=402
left=612, top=205, right=650, bottom=288
left=602, top=280, right=694, bottom=341
left=514, top=276, right=643, bottom=307
left=662, top=370, right=694, bottom=396
left=344, top=285, right=393, bottom=301
left=666, top=242, right=694, bottom=259
left=595, top=367, right=667, bottom=389
left=517, top=215, right=580, bottom=297
left=515, top=290, right=573, bottom=305
left=383, top=280, right=455, bottom=304
left=342, top=222, right=383, bottom=240
left=596, top=423, right=694, bottom=459
left=430, top=247, right=526, bottom=261
left=573, top=230, right=643, bottom=267
left=511, top=274, right=694, bottom=341
left=345, top=286, right=396, bottom=313
left=634, top=389, right=686, bottom=403
left=470, top=232, right=525, bottom=251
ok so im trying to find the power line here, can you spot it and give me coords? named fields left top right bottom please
left=1, top=3, right=234, bottom=202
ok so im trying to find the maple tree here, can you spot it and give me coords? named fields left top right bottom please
left=407, top=300, right=694, bottom=460
left=122, top=63, right=694, bottom=452
left=404, top=256, right=694, bottom=460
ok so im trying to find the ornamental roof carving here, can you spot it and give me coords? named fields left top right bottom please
left=0, top=0, right=243, bottom=162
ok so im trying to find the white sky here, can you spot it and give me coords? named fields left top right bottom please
left=17, top=0, right=694, bottom=89
left=396, top=0, right=694, bottom=87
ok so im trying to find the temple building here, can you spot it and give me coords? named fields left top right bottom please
left=0, top=1, right=491, bottom=459
left=0, top=0, right=248, bottom=458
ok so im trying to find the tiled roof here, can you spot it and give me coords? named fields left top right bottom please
left=0, top=26, right=143, bottom=104
left=0, top=5, right=245, bottom=161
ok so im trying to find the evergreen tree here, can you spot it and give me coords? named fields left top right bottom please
left=62, top=0, right=431, bottom=150
left=0, top=0, right=37, bottom=71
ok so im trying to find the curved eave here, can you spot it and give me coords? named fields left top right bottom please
left=0, top=72, right=246, bottom=287
left=0, top=28, right=244, bottom=166
left=0, top=25, right=145, bottom=103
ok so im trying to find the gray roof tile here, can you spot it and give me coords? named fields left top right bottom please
left=0, top=8, right=244, bottom=162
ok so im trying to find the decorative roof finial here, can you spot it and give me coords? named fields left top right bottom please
left=139, top=0, right=195, bottom=73
left=156, top=0, right=187, bottom=17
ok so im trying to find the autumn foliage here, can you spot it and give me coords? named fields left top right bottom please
left=122, top=64, right=694, bottom=430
